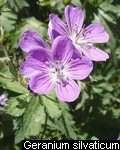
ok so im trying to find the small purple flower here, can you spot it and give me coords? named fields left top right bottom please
left=0, top=94, right=8, bottom=106
left=19, top=30, right=49, bottom=52
left=117, top=137, right=120, bottom=140
left=20, top=36, right=93, bottom=102
left=48, top=5, right=109, bottom=61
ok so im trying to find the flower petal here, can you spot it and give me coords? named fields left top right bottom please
left=0, top=94, right=7, bottom=101
left=117, top=137, right=120, bottom=140
left=48, top=21, right=61, bottom=41
left=67, top=56, right=93, bottom=80
left=81, top=45, right=109, bottom=61
left=49, top=14, right=68, bottom=36
left=56, top=79, right=80, bottom=102
left=29, top=73, right=55, bottom=94
left=19, top=30, right=48, bottom=52
left=83, top=23, right=109, bottom=43
left=25, top=48, right=52, bottom=71
left=20, top=61, right=39, bottom=78
left=65, top=5, right=84, bottom=33
left=52, top=36, right=74, bottom=65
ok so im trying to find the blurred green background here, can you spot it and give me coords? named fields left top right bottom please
left=0, top=0, right=120, bottom=149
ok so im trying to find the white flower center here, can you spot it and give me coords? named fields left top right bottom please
left=69, top=26, right=88, bottom=48
left=49, top=61, right=69, bottom=83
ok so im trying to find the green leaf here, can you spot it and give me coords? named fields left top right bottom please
left=75, top=91, right=89, bottom=110
left=90, top=136, right=99, bottom=140
left=100, top=2, right=120, bottom=15
left=8, top=61, right=18, bottom=79
left=71, top=0, right=82, bottom=7
left=0, top=76, right=29, bottom=93
left=5, top=93, right=30, bottom=117
left=41, top=92, right=62, bottom=119
left=56, top=102, right=77, bottom=139
left=0, top=8, right=17, bottom=31
left=15, top=95, right=45, bottom=143
left=7, top=0, right=29, bottom=12
left=111, top=108, right=120, bottom=119
left=37, top=0, right=51, bottom=6
left=98, top=9, right=116, bottom=24
left=19, top=17, right=47, bottom=38
left=63, top=0, right=71, bottom=5
left=0, top=0, right=7, bottom=8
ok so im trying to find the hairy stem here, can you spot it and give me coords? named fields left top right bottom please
left=82, top=0, right=88, bottom=9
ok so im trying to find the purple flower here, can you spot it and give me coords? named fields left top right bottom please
left=19, top=30, right=49, bottom=52
left=117, top=137, right=120, bottom=140
left=48, top=5, right=109, bottom=61
left=20, top=36, right=93, bottom=102
left=0, top=94, right=8, bottom=106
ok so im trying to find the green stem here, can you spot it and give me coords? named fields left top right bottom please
left=61, top=114, right=70, bottom=138
left=1, top=44, right=9, bottom=57
left=82, top=0, right=88, bottom=9
left=1, top=44, right=18, bottom=79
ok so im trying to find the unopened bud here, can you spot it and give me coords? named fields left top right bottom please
left=63, top=0, right=71, bottom=6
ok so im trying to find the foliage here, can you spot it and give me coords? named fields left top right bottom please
left=0, top=0, right=120, bottom=148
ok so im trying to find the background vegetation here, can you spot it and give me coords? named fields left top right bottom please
left=0, top=0, right=120, bottom=149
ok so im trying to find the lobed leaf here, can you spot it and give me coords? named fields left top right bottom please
left=15, top=95, right=45, bottom=143
left=0, top=76, right=29, bottom=93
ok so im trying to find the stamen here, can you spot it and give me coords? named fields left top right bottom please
left=76, top=24, right=86, bottom=40
left=50, top=61, right=67, bottom=80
